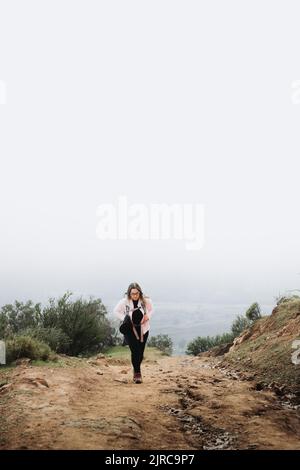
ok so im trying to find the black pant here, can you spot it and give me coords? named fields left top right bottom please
left=125, top=328, right=149, bottom=374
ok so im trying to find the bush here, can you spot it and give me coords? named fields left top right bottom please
left=276, top=294, right=300, bottom=306
left=5, top=335, right=52, bottom=364
left=19, top=327, right=71, bottom=353
left=186, top=301, right=265, bottom=356
left=186, top=332, right=234, bottom=356
left=42, top=292, right=114, bottom=355
left=212, top=332, right=235, bottom=345
left=0, top=313, right=8, bottom=338
left=231, top=314, right=251, bottom=337
left=0, top=300, right=42, bottom=337
left=0, top=291, right=127, bottom=357
left=186, top=336, right=213, bottom=355
left=148, top=334, right=173, bottom=355
left=108, top=319, right=123, bottom=347
left=245, top=302, right=262, bottom=322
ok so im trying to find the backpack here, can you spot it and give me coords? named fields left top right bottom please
left=119, top=301, right=146, bottom=342
left=119, top=311, right=132, bottom=335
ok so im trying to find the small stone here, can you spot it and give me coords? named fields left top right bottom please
left=15, top=358, right=31, bottom=366
left=0, top=383, right=13, bottom=394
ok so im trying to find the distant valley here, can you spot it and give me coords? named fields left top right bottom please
left=106, top=301, right=274, bottom=354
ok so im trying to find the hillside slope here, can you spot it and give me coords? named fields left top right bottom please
left=220, top=298, right=300, bottom=398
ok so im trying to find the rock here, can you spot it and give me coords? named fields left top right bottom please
left=21, top=377, right=49, bottom=388
left=36, top=378, right=49, bottom=388
left=229, top=329, right=252, bottom=352
left=244, top=374, right=254, bottom=381
left=0, top=383, right=13, bottom=394
left=87, top=360, right=99, bottom=366
left=254, top=382, right=264, bottom=391
left=96, top=371, right=103, bottom=375
left=274, top=385, right=286, bottom=396
left=15, top=358, right=31, bottom=366
left=268, top=381, right=286, bottom=396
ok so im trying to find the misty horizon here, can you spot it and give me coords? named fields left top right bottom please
left=1, top=1, right=300, bottom=315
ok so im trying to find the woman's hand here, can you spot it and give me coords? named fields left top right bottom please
left=142, top=314, right=150, bottom=323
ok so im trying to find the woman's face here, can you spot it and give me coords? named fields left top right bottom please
left=130, top=288, right=140, bottom=300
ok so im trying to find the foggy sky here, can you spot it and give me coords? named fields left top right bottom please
left=0, top=1, right=300, bottom=308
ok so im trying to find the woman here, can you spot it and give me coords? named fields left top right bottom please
left=113, top=282, right=154, bottom=384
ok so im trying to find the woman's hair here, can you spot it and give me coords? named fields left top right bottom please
left=125, top=282, right=149, bottom=305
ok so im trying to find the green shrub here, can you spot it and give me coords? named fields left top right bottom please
left=148, top=334, right=173, bottom=355
left=231, top=314, right=251, bottom=337
left=19, top=327, right=71, bottom=353
left=186, top=336, right=213, bottom=355
left=186, top=332, right=234, bottom=355
left=42, top=292, right=114, bottom=355
left=0, top=300, right=42, bottom=337
left=186, top=301, right=266, bottom=356
left=0, top=291, right=117, bottom=357
left=245, top=302, right=262, bottom=322
left=0, top=312, right=8, bottom=338
left=5, top=335, right=52, bottom=364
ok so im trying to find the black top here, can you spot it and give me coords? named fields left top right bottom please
left=132, top=299, right=143, bottom=325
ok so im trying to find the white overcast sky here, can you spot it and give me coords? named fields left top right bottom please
left=0, top=1, right=300, bottom=307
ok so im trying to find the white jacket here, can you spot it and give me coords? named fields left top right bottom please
left=113, top=296, right=154, bottom=335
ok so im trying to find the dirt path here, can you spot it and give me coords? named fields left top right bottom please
left=0, top=355, right=299, bottom=450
